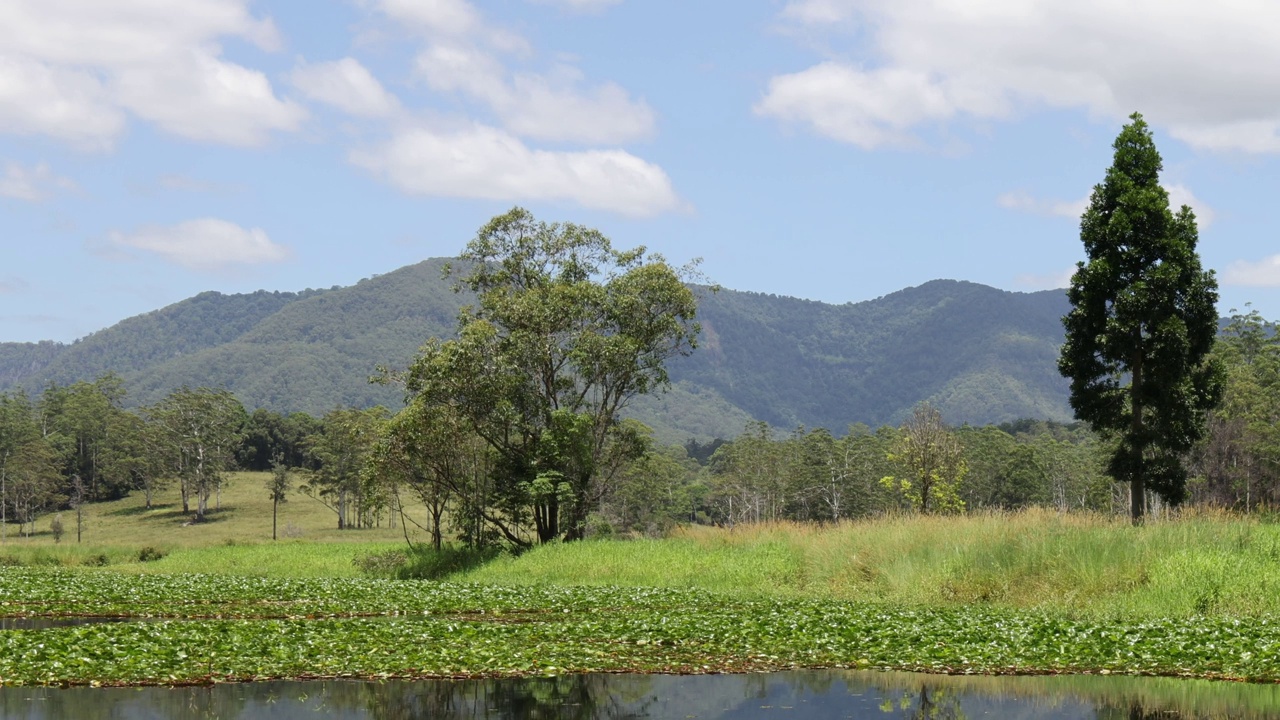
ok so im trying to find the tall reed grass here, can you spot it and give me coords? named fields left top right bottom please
left=462, top=508, right=1280, bottom=619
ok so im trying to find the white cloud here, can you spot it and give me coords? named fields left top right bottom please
left=1164, top=183, right=1216, bottom=228
left=110, top=218, right=289, bottom=270
left=0, top=57, right=124, bottom=149
left=417, top=46, right=654, bottom=143
left=0, top=160, right=76, bottom=201
left=0, top=0, right=302, bottom=148
left=1224, top=255, right=1280, bottom=287
left=113, top=53, right=305, bottom=146
left=1014, top=267, right=1075, bottom=291
left=378, top=0, right=482, bottom=38
left=997, top=191, right=1088, bottom=220
left=756, top=63, right=953, bottom=149
left=764, top=0, right=1280, bottom=153
left=292, top=58, right=400, bottom=118
left=998, top=184, right=1214, bottom=227
left=350, top=123, right=681, bottom=217
left=347, top=0, right=674, bottom=213
left=780, top=0, right=857, bottom=25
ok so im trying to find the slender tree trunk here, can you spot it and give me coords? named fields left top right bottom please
left=272, top=497, right=278, bottom=541
left=1131, top=352, right=1146, bottom=524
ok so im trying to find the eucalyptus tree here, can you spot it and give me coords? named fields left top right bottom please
left=0, top=391, right=61, bottom=539
left=1058, top=113, right=1223, bottom=521
left=39, top=374, right=135, bottom=501
left=402, top=207, right=702, bottom=543
left=148, top=387, right=246, bottom=521
left=303, top=406, right=386, bottom=530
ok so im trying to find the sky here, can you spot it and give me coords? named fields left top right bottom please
left=3, top=0, right=1280, bottom=344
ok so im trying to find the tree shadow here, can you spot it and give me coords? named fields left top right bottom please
left=106, top=503, right=177, bottom=517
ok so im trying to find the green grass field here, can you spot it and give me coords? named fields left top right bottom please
left=0, top=472, right=420, bottom=576
left=462, top=509, right=1280, bottom=619
left=5, top=478, right=1280, bottom=618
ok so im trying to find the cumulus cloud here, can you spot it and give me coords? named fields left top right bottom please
left=1223, top=255, right=1280, bottom=287
left=110, top=218, right=289, bottom=270
left=763, top=0, right=1280, bottom=153
left=346, top=0, right=675, bottom=214
left=0, top=161, right=76, bottom=201
left=0, top=0, right=303, bottom=148
left=416, top=45, right=654, bottom=143
left=350, top=123, right=681, bottom=217
left=292, top=58, right=400, bottom=117
left=998, top=185, right=1214, bottom=227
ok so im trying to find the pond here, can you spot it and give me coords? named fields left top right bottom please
left=2, top=669, right=1277, bottom=719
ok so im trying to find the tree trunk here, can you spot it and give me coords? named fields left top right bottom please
left=272, top=497, right=278, bottom=541
left=1130, top=352, right=1146, bottom=524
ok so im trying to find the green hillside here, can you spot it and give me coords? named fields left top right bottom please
left=0, top=260, right=1073, bottom=440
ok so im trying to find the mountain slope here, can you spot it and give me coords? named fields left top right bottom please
left=0, top=261, right=1074, bottom=439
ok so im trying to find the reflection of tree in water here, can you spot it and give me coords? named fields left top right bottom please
left=323, top=674, right=656, bottom=720
left=1096, top=702, right=1187, bottom=720
left=879, top=684, right=967, bottom=720
left=0, top=685, right=251, bottom=720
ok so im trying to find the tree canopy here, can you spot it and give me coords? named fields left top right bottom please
left=1059, top=112, right=1223, bottom=521
left=402, top=207, right=702, bottom=544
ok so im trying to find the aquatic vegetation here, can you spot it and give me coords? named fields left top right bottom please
left=0, top=569, right=1278, bottom=686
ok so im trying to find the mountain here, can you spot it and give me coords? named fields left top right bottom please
left=0, top=259, right=1073, bottom=441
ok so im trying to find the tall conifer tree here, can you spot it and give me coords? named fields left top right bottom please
left=1059, top=113, right=1223, bottom=522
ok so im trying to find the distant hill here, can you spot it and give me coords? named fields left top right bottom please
left=0, top=259, right=1074, bottom=441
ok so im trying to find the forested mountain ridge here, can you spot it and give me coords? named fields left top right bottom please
left=0, top=258, right=1074, bottom=439
left=685, top=279, right=1072, bottom=430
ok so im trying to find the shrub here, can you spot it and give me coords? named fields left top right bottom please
left=396, top=545, right=503, bottom=580
left=137, top=547, right=166, bottom=562
left=82, top=554, right=110, bottom=567
left=352, top=550, right=407, bottom=578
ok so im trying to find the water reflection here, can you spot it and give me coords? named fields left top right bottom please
left=0, top=617, right=136, bottom=631
left=1, top=670, right=1277, bottom=720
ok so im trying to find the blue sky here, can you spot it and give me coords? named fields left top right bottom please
left=3, top=0, right=1280, bottom=344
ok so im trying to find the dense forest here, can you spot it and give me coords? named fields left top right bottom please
left=0, top=260, right=1073, bottom=442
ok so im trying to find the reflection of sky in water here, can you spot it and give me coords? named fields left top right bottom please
left=1, top=670, right=1276, bottom=719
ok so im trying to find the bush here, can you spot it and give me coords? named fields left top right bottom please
left=82, top=554, right=110, bottom=567
left=398, top=545, right=503, bottom=580
left=352, top=549, right=408, bottom=578
left=137, top=547, right=166, bottom=562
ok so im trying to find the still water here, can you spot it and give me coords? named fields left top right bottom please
left=3, top=670, right=1279, bottom=719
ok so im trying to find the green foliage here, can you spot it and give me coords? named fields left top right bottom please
left=301, top=406, right=386, bottom=530
left=881, top=404, right=966, bottom=514
left=1190, top=307, right=1280, bottom=509
left=7, top=562, right=1280, bottom=685
left=0, top=257, right=1080, bottom=444
left=137, top=546, right=165, bottom=562
left=403, top=208, right=700, bottom=544
left=1059, top=113, right=1224, bottom=520
left=390, top=544, right=503, bottom=580
left=146, top=387, right=246, bottom=522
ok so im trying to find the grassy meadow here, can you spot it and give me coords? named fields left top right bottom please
left=0, top=471, right=417, bottom=576
left=3, top=475, right=1280, bottom=618
left=5, top=476, right=1280, bottom=684
left=463, top=509, right=1280, bottom=619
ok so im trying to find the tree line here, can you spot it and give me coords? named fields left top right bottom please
left=2, top=191, right=1276, bottom=548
